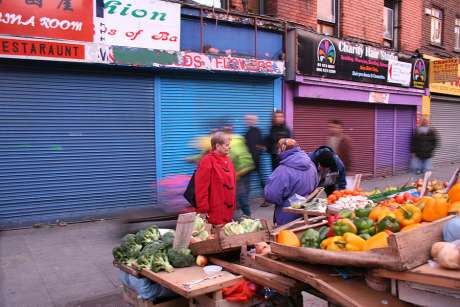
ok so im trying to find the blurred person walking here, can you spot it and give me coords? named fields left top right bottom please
left=244, top=115, right=265, bottom=189
left=223, top=126, right=255, bottom=217
left=264, top=138, right=319, bottom=226
left=410, top=117, right=438, bottom=175
left=327, top=120, right=352, bottom=171
left=309, top=146, right=347, bottom=196
left=265, top=111, right=292, bottom=170
left=195, top=132, right=236, bottom=225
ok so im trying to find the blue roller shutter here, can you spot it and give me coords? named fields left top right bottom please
left=157, top=74, right=275, bottom=196
left=0, top=64, right=156, bottom=229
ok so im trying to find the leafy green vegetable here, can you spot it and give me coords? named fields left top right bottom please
left=193, top=216, right=206, bottom=235
left=151, top=250, right=174, bottom=273
left=161, top=231, right=175, bottom=249
left=121, top=234, right=142, bottom=258
left=112, top=246, right=126, bottom=263
left=195, top=230, right=209, bottom=240
left=136, top=226, right=161, bottom=245
left=300, top=229, right=320, bottom=248
left=167, top=248, right=194, bottom=268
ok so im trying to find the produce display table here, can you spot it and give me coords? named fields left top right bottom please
left=255, top=255, right=410, bottom=307
left=372, top=264, right=460, bottom=306
left=114, top=262, right=256, bottom=307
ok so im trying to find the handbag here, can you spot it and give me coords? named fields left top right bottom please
left=183, top=171, right=197, bottom=207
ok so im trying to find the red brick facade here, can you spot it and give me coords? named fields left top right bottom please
left=420, top=0, right=460, bottom=57
left=399, top=0, right=424, bottom=53
left=264, top=0, right=317, bottom=30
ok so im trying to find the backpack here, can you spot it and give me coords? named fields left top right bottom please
left=183, top=171, right=197, bottom=207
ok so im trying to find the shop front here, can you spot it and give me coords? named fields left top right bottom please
left=0, top=1, right=284, bottom=228
left=425, top=57, right=460, bottom=165
left=285, top=30, right=427, bottom=177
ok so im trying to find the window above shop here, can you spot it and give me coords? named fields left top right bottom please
left=383, top=0, right=398, bottom=49
left=455, top=18, right=460, bottom=51
left=430, top=7, right=443, bottom=45
left=317, top=0, right=338, bottom=37
left=190, top=0, right=227, bottom=9
left=180, top=13, right=283, bottom=60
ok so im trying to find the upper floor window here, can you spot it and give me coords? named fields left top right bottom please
left=455, top=18, right=460, bottom=50
left=191, top=0, right=227, bottom=9
left=430, top=7, right=443, bottom=45
left=317, top=0, right=337, bottom=36
left=383, top=1, right=394, bottom=41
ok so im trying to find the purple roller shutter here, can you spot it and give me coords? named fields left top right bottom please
left=375, top=105, right=395, bottom=176
left=294, top=99, right=375, bottom=176
left=394, top=106, right=416, bottom=173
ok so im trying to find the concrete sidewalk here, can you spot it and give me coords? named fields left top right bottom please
left=1, top=162, right=459, bottom=307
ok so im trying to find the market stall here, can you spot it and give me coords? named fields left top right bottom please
left=112, top=172, right=460, bottom=307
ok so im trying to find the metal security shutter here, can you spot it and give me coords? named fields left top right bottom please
left=375, top=105, right=395, bottom=176
left=293, top=100, right=375, bottom=175
left=431, top=96, right=460, bottom=165
left=0, top=64, right=156, bottom=229
left=394, top=106, right=416, bottom=173
left=158, top=74, right=274, bottom=195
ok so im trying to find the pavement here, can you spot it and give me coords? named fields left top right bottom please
left=1, top=161, right=459, bottom=307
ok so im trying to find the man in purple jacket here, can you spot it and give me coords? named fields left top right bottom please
left=264, top=138, right=319, bottom=226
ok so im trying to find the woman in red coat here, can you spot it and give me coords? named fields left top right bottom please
left=195, top=132, right=236, bottom=225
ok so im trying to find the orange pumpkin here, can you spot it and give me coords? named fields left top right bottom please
left=448, top=201, right=460, bottom=215
left=418, top=196, right=449, bottom=222
left=448, top=183, right=460, bottom=202
left=276, top=230, right=300, bottom=247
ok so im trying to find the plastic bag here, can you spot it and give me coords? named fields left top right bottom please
left=118, top=271, right=176, bottom=301
left=443, top=216, right=460, bottom=242
left=288, top=194, right=306, bottom=208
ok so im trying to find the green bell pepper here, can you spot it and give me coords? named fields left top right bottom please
left=355, top=205, right=373, bottom=218
left=332, top=218, right=357, bottom=236
left=377, top=216, right=400, bottom=233
left=318, top=226, right=329, bottom=242
left=338, top=209, right=355, bottom=219
left=353, top=217, right=376, bottom=236
left=300, top=229, right=320, bottom=248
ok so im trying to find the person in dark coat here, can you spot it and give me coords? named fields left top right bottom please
left=244, top=115, right=265, bottom=188
left=195, top=132, right=236, bottom=225
left=264, top=138, right=319, bottom=226
left=327, top=120, right=353, bottom=172
left=410, top=117, right=438, bottom=174
left=265, top=111, right=292, bottom=170
left=309, top=146, right=347, bottom=196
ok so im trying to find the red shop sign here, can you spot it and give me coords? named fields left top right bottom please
left=0, top=0, right=94, bottom=42
left=0, top=37, right=85, bottom=59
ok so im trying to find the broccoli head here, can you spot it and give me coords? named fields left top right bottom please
left=167, top=248, right=194, bottom=268
left=136, top=226, right=161, bottom=246
left=136, top=253, right=154, bottom=270
left=161, top=231, right=175, bottom=249
left=151, top=250, right=174, bottom=273
left=120, top=234, right=142, bottom=258
left=112, top=246, right=126, bottom=263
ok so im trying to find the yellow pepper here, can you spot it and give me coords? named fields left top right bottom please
left=395, top=204, right=422, bottom=227
left=343, top=232, right=366, bottom=251
left=369, top=206, right=394, bottom=222
left=363, top=231, right=390, bottom=251
left=321, top=236, right=345, bottom=250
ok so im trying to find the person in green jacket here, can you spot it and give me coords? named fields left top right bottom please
left=223, top=126, right=255, bottom=217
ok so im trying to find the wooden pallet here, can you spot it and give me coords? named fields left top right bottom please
left=255, top=255, right=410, bottom=307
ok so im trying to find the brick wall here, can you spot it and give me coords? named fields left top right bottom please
left=420, top=0, right=460, bottom=57
left=399, top=0, right=423, bottom=53
left=263, top=0, right=317, bottom=29
left=340, top=0, right=384, bottom=45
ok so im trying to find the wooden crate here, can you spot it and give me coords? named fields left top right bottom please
left=190, top=220, right=270, bottom=255
left=121, top=286, right=188, bottom=307
left=271, top=215, right=454, bottom=271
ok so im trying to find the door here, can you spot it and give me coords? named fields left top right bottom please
left=293, top=100, right=375, bottom=175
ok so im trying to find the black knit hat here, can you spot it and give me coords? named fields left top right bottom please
left=316, top=150, right=337, bottom=171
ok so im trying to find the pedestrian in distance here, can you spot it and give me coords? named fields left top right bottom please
left=309, top=146, right=347, bottom=196
left=264, top=138, right=319, bottom=226
left=410, top=117, right=438, bottom=175
left=244, top=114, right=265, bottom=189
left=194, top=132, right=236, bottom=225
left=265, top=110, right=292, bottom=170
left=327, top=119, right=352, bottom=172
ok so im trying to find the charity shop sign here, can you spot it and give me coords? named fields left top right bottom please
left=95, top=0, right=181, bottom=51
left=387, top=60, right=412, bottom=86
left=0, top=0, right=94, bottom=42
left=292, top=30, right=428, bottom=89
